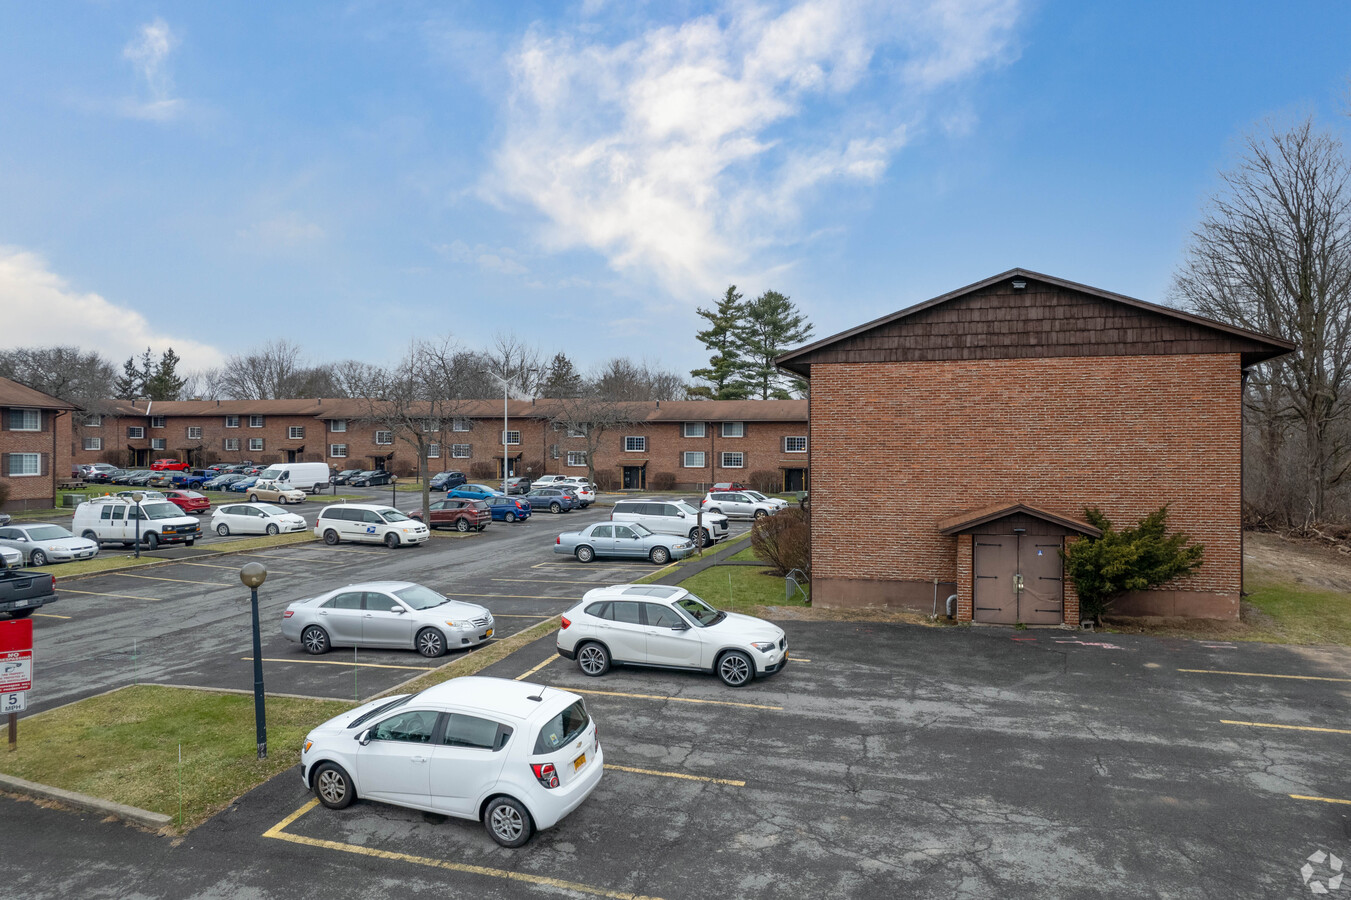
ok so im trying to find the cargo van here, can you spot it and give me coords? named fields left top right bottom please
left=72, top=496, right=202, bottom=550
left=257, top=462, right=331, bottom=495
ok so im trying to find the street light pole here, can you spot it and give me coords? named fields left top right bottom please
left=486, top=369, right=537, bottom=496
left=238, top=562, right=269, bottom=759
left=131, top=490, right=144, bottom=559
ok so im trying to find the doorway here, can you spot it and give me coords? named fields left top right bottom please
left=622, top=466, right=646, bottom=490
left=972, top=533, right=1064, bottom=625
left=783, top=468, right=807, bottom=492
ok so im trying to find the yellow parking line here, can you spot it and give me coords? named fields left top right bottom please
left=60, top=588, right=162, bottom=601
left=1290, top=794, right=1351, bottom=805
left=1179, top=668, right=1351, bottom=683
left=238, top=554, right=328, bottom=564
left=562, top=687, right=782, bottom=711
left=263, top=800, right=663, bottom=900
left=113, top=572, right=222, bottom=587
left=515, top=657, right=557, bottom=680
left=493, top=578, right=625, bottom=585
left=34, top=612, right=72, bottom=619
left=242, top=657, right=433, bottom=672
left=1222, top=720, right=1351, bottom=735
left=605, top=764, right=744, bottom=787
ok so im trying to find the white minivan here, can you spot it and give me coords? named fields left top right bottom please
left=314, top=503, right=430, bottom=548
left=72, top=497, right=202, bottom=550
left=257, top=462, right=331, bottom=495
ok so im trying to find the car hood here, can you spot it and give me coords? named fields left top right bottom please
left=39, top=537, right=98, bottom=551
left=707, top=611, right=784, bottom=642
left=413, top=598, right=490, bottom=622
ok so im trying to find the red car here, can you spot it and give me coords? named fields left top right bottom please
left=150, top=458, right=191, bottom=471
left=165, top=490, right=211, bottom=514
left=408, top=498, right=491, bottom=532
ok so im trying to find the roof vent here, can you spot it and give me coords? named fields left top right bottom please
left=1011, top=279, right=1027, bottom=290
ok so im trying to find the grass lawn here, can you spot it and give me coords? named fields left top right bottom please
left=678, top=565, right=809, bottom=615
left=0, top=686, right=351, bottom=830
left=1234, top=574, right=1351, bottom=644
left=728, top=544, right=759, bottom=562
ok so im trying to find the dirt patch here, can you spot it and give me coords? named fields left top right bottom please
left=1244, top=530, right=1351, bottom=592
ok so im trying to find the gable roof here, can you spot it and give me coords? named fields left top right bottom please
left=937, top=501, right=1102, bottom=537
left=0, top=377, right=78, bottom=411
left=776, top=268, right=1296, bottom=376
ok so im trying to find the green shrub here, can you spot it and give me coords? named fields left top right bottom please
left=1063, top=506, right=1205, bottom=623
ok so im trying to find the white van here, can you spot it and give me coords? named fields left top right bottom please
left=72, top=496, right=202, bottom=550
left=258, top=462, right=331, bottom=495
left=313, top=503, right=430, bottom=548
left=610, top=499, right=729, bottom=547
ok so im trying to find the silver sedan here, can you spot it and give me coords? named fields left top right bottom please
left=0, top=523, right=99, bottom=566
left=280, top=581, right=495, bottom=658
left=554, top=522, right=696, bottom=565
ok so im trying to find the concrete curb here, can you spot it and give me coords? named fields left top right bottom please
left=0, top=772, right=172, bottom=829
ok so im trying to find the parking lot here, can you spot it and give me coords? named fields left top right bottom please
left=7, top=507, right=1351, bottom=898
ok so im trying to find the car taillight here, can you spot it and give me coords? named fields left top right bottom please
left=531, top=762, right=559, bottom=789
left=283, top=610, right=293, bottom=618
left=555, top=536, right=561, bottom=545
left=560, top=615, right=571, bottom=629
left=49, top=576, right=56, bottom=592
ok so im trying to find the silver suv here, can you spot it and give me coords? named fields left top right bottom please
left=610, top=499, right=728, bottom=547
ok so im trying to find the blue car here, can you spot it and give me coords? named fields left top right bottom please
left=430, top=470, right=468, bottom=491
left=171, top=471, right=209, bottom=490
left=523, top=487, right=576, bottom=513
left=484, top=496, right=532, bottom=523
left=448, top=483, right=506, bottom=501
left=227, top=475, right=260, bottom=493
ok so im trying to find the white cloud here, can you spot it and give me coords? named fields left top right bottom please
left=121, top=18, right=184, bottom=120
left=0, top=247, right=226, bottom=369
left=489, top=0, right=1021, bottom=295
left=437, top=240, right=530, bottom=276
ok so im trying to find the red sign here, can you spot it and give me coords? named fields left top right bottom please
left=0, top=620, right=33, bottom=693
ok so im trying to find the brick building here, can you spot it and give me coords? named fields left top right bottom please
left=776, top=269, right=1293, bottom=622
left=0, top=377, right=76, bottom=512
left=73, top=398, right=809, bottom=493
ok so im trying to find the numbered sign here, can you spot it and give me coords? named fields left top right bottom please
left=1, top=691, right=25, bottom=714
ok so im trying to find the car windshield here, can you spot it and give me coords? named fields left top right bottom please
left=142, top=502, right=185, bottom=520
left=673, top=501, right=699, bottom=516
left=348, top=694, right=412, bottom=729
left=675, top=593, right=725, bottom=627
left=25, top=525, right=72, bottom=541
left=378, top=508, right=410, bottom=523
left=393, top=584, right=450, bottom=610
left=629, top=523, right=654, bottom=537
left=255, top=504, right=288, bottom=517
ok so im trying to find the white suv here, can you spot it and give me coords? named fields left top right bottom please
left=700, top=491, right=780, bottom=519
left=558, top=478, right=595, bottom=507
left=610, top=499, right=728, bottom=547
left=300, top=676, right=603, bottom=847
left=314, top=503, right=430, bottom=548
left=557, top=584, right=788, bottom=687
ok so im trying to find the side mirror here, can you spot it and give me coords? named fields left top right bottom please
left=389, top=606, right=406, bottom=614
left=357, top=729, right=372, bottom=746
left=671, top=622, right=689, bottom=631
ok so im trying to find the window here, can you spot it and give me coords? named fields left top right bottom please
left=150, top=416, right=165, bottom=428
left=249, top=415, right=264, bottom=428
left=224, top=438, right=240, bottom=451
left=443, top=714, right=509, bottom=751
left=249, top=438, right=264, bottom=451
left=452, top=444, right=471, bottom=459
left=590, top=525, right=612, bottom=539
left=7, top=453, right=40, bottom=476
left=330, top=444, right=347, bottom=458
left=624, top=436, right=646, bottom=452
left=187, top=426, right=202, bottom=440
left=128, top=426, right=145, bottom=439
left=453, top=418, right=471, bottom=432
left=375, top=431, right=393, bottom=445
left=421, top=419, right=438, bottom=433
left=721, top=422, right=744, bottom=438
left=371, top=710, right=437, bottom=744
left=682, top=451, right=706, bottom=468
left=533, top=700, right=589, bottom=754
left=225, top=415, right=240, bottom=428
left=721, top=451, right=744, bottom=468
left=683, top=422, right=705, bottom=438
left=151, top=438, right=166, bottom=450
left=84, top=414, right=102, bottom=427
left=502, top=430, right=520, bottom=445
left=549, top=444, right=559, bottom=459
left=7, top=409, right=39, bottom=431
left=784, top=436, right=807, bottom=453
left=645, top=604, right=685, bottom=628
left=329, top=419, right=347, bottom=433
left=288, top=426, right=305, bottom=440
left=83, top=437, right=102, bottom=451
left=567, top=424, right=588, bottom=438
left=427, top=443, right=440, bottom=458
left=567, top=451, right=587, bottom=467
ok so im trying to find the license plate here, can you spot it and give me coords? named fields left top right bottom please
left=485, top=628, right=493, bottom=638
left=573, top=753, right=586, bottom=771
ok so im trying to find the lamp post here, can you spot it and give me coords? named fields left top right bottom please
left=131, top=491, right=145, bottom=559
left=238, top=562, right=269, bottom=759
left=486, top=369, right=537, bottom=495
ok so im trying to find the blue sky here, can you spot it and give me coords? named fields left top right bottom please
left=1, top=1, right=1348, bottom=380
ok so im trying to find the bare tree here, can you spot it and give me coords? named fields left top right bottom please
left=328, top=360, right=387, bottom=398
left=1172, top=117, right=1351, bottom=523
left=216, top=340, right=306, bottom=399
left=545, top=394, right=642, bottom=488
left=0, top=346, right=117, bottom=411
left=592, top=357, right=687, bottom=401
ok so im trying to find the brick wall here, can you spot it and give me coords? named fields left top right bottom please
left=810, top=354, right=1242, bottom=618
left=1, top=407, right=72, bottom=511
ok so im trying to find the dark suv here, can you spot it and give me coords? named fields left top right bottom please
left=430, top=470, right=468, bottom=491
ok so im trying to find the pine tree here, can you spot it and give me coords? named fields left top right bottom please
left=688, top=285, right=749, bottom=400
left=113, top=348, right=152, bottom=398
left=541, top=352, right=584, bottom=398
left=145, top=347, right=186, bottom=401
left=734, top=290, right=814, bottom=399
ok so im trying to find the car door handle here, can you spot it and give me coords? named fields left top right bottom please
left=411, top=756, right=427, bottom=764
left=318, top=611, right=328, bottom=616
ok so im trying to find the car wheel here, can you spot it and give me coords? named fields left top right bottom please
left=707, top=508, right=721, bottom=515
left=550, top=502, right=561, bottom=513
left=301, top=625, right=330, bottom=655
left=216, top=524, right=230, bottom=536
left=384, top=532, right=399, bottom=548
left=456, top=519, right=470, bottom=533
left=576, top=642, right=610, bottom=676
left=29, top=549, right=47, bottom=567
left=323, top=529, right=340, bottom=545
left=143, top=532, right=159, bottom=551
left=278, top=496, right=287, bottom=505
left=416, top=628, right=446, bottom=658
left=185, top=539, right=195, bottom=547
left=505, top=512, right=517, bottom=523
left=484, top=795, right=534, bottom=848
left=249, top=494, right=259, bottom=502
left=575, top=545, right=594, bottom=563
left=266, top=524, right=279, bottom=536
left=312, top=762, right=355, bottom=810
left=717, top=650, right=754, bottom=687
left=754, top=509, right=768, bottom=519
left=689, top=527, right=712, bottom=548
left=649, top=546, right=670, bottom=565
left=81, top=530, right=98, bottom=543
left=8, top=608, right=33, bottom=619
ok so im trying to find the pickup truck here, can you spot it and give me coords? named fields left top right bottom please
left=170, top=470, right=211, bottom=490
left=0, top=569, right=57, bottom=619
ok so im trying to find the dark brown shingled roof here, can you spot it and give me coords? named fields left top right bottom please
left=937, top=501, right=1101, bottom=537
left=0, top=377, right=78, bottom=410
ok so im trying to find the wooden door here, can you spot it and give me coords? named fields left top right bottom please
left=1017, top=538, right=1064, bottom=624
left=972, top=535, right=1017, bottom=623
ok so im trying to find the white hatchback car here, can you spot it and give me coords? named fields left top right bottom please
left=211, top=503, right=308, bottom=537
left=300, top=676, right=603, bottom=847
left=557, top=584, right=788, bottom=687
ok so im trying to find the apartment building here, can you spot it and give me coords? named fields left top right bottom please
left=0, top=376, right=76, bottom=512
